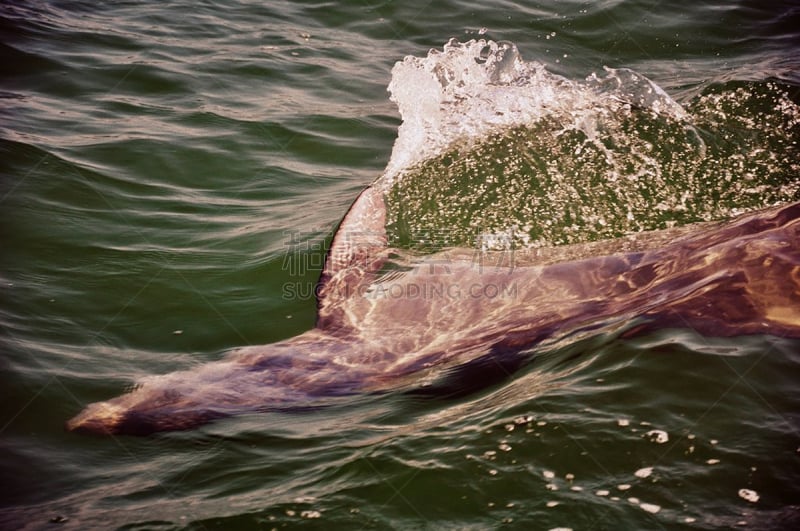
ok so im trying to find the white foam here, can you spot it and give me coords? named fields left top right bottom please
left=385, top=39, right=560, bottom=184
left=382, top=39, right=689, bottom=187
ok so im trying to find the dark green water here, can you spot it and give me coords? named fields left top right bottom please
left=2, top=1, right=800, bottom=529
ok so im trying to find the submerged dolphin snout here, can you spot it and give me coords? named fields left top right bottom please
left=66, top=385, right=233, bottom=436
left=66, top=401, right=127, bottom=435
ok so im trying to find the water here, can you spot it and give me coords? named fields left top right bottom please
left=2, top=1, right=800, bottom=529
left=384, top=40, right=798, bottom=249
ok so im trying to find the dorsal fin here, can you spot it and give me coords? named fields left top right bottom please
left=315, top=185, right=388, bottom=330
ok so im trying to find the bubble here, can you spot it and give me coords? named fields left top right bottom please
left=738, top=489, right=760, bottom=503
left=645, top=430, right=669, bottom=444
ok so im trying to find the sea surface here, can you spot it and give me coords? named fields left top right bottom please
left=2, top=1, right=800, bottom=529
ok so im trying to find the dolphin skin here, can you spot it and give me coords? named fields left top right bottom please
left=66, top=187, right=800, bottom=436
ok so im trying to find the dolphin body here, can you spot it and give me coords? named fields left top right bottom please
left=66, top=186, right=800, bottom=435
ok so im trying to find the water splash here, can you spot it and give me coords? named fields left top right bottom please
left=383, top=39, right=800, bottom=251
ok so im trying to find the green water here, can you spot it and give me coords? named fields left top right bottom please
left=386, top=81, right=799, bottom=250
left=2, top=1, right=800, bottom=529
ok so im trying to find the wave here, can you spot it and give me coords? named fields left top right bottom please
left=382, top=39, right=799, bottom=250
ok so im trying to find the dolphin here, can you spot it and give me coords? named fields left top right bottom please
left=65, top=186, right=800, bottom=435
